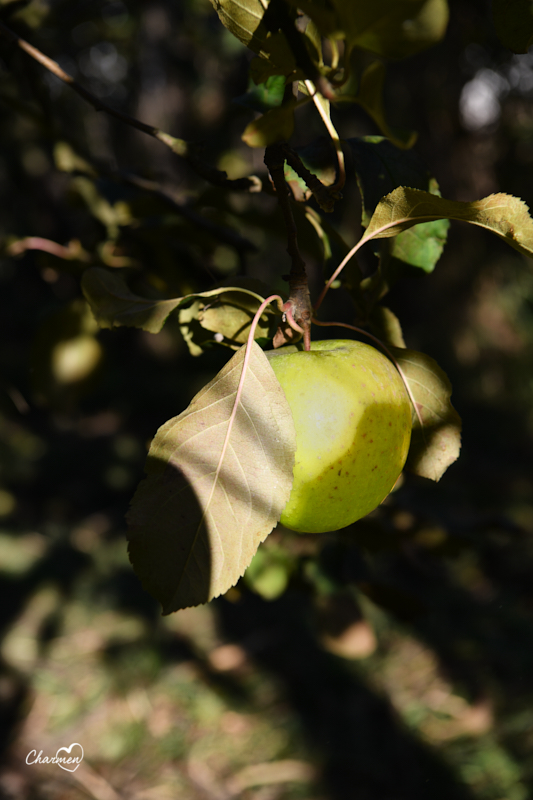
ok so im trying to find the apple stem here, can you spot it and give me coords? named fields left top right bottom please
left=284, top=304, right=311, bottom=350
left=311, top=317, right=424, bottom=429
left=235, top=293, right=285, bottom=410
left=264, top=143, right=313, bottom=349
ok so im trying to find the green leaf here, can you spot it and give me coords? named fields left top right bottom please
left=82, top=267, right=183, bottom=333
left=70, top=176, right=131, bottom=240
left=179, top=280, right=278, bottom=356
left=210, top=0, right=283, bottom=54
left=363, top=187, right=533, bottom=259
left=82, top=267, right=275, bottom=337
left=351, top=0, right=449, bottom=60
left=210, top=0, right=297, bottom=78
left=54, top=141, right=97, bottom=177
left=289, top=0, right=449, bottom=59
left=349, top=136, right=435, bottom=227
left=233, top=74, right=286, bottom=113
left=249, top=55, right=284, bottom=85
left=244, top=543, right=293, bottom=599
left=304, top=17, right=324, bottom=68
left=285, top=0, right=338, bottom=40
left=81, top=267, right=183, bottom=333
left=211, top=0, right=324, bottom=85
left=492, top=0, right=533, bottom=54
left=284, top=137, right=338, bottom=192
left=350, top=62, right=417, bottom=150
left=241, top=102, right=296, bottom=148
left=127, top=342, right=297, bottom=611
left=30, top=299, right=103, bottom=410
left=390, top=347, right=461, bottom=481
left=387, top=216, right=448, bottom=273
left=368, top=306, right=406, bottom=348
left=349, top=138, right=449, bottom=274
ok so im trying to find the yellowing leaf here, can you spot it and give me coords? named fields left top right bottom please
left=82, top=267, right=273, bottom=336
left=179, top=289, right=277, bottom=355
left=242, top=103, right=296, bottom=148
left=390, top=347, right=461, bottom=481
left=368, top=306, right=406, bottom=348
left=127, top=342, right=297, bottom=612
left=363, top=187, right=533, bottom=259
left=82, top=267, right=182, bottom=332
left=201, top=291, right=276, bottom=341
left=210, top=0, right=297, bottom=78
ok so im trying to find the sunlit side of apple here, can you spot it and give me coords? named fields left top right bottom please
left=267, top=339, right=412, bottom=533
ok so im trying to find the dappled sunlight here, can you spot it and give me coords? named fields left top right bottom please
left=1, top=0, right=533, bottom=797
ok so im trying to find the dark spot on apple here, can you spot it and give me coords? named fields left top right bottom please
left=337, top=469, right=341, bottom=476
left=369, top=439, right=373, bottom=443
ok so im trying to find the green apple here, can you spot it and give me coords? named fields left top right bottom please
left=266, top=339, right=412, bottom=533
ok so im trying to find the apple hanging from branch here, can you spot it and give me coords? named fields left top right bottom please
left=267, top=339, right=413, bottom=533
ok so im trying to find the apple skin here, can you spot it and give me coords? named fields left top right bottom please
left=266, top=339, right=412, bottom=533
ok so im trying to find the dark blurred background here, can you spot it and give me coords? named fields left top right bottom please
left=0, top=0, right=533, bottom=798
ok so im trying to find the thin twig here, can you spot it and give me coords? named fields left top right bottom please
left=0, top=80, right=258, bottom=256
left=313, top=215, right=414, bottom=314
left=6, top=236, right=91, bottom=261
left=281, top=142, right=340, bottom=213
left=0, top=20, right=262, bottom=193
left=262, top=0, right=334, bottom=100
left=264, top=143, right=312, bottom=349
left=118, top=172, right=257, bottom=255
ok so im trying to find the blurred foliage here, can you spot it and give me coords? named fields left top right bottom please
left=0, top=1, right=533, bottom=799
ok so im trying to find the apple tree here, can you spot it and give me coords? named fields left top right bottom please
left=1, top=0, right=533, bottom=614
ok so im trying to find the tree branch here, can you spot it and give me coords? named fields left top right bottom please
left=280, top=142, right=341, bottom=213
left=0, top=20, right=263, bottom=193
left=118, top=172, right=257, bottom=257
left=264, top=143, right=312, bottom=349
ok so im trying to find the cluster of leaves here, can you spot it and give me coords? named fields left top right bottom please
left=3, top=0, right=533, bottom=612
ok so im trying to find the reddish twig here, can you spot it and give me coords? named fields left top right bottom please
left=313, top=215, right=423, bottom=314
left=6, top=236, right=90, bottom=261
